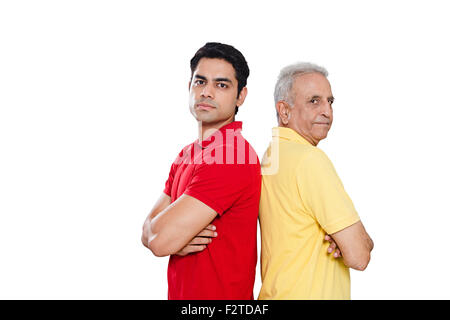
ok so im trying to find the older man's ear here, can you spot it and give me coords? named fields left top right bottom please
left=276, top=101, right=291, bottom=125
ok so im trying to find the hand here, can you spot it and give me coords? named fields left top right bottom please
left=175, top=224, right=218, bottom=257
left=324, top=234, right=341, bottom=258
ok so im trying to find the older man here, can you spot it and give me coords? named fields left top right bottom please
left=258, top=63, right=374, bottom=300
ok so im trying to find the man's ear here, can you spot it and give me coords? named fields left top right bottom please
left=276, top=101, right=291, bottom=125
left=236, top=87, right=248, bottom=107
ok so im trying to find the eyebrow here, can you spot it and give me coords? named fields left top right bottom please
left=214, top=77, right=232, bottom=83
left=194, top=75, right=207, bottom=80
left=194, top=74, right=233, bottom=83
left=309, top=95, right=335, bottom=101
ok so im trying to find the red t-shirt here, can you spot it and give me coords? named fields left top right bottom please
left=163, top=121, right=261, bottom=300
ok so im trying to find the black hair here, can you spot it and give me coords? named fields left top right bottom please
left=190, top=42, right=250, bottom=115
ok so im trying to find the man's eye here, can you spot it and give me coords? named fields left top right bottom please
left=195, top=80, right=205, bottom=85
left=217, top=83, right=228, bottom=88
left=310, top=99, right=319, bottom=104
left=328, top=99, right=334, bottom=105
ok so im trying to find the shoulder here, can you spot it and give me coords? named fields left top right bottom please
left=305, top=147, right=332, bottom=164
left=178, top=142, right=195, bottom=157
left=294, top=146, right=335, bottom=174
left=196, top=137, right=260, bottom=181
left=169, top=142, right=196, bottom=165
left=278, top=140, right=327, bottom=164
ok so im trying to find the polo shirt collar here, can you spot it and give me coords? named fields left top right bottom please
left=272, top=126, right=313, bottom=146
left=195, top=121, right=243, bottom=149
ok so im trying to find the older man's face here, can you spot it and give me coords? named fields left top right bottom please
left=289, top=72, right=334, bottom=146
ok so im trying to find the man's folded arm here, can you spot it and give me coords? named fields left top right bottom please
left=141, top=193, right=171, bottom=250
left=330, top=221, right=374, bottom=271
left=297, top=149, right=374, bottom=271
left=142, top=193, right=217, bottom=257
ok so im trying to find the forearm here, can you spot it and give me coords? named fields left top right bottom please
left=141, top=216, right=154, bottom=249
left=341, top=249, right=371, bottom=271
left=146, top=194, right=218, bottom=257
left=148, top=210, right=193, bottom=256
left=332, top=221, right=374, bottom=271
left=343, top=238, right=373, bottom=271
left=141, top=193, right=171, bottom=252
left=367, top=234, right=374, bottom=252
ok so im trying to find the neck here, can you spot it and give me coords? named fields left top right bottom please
left=198, top=117, right=235, bottom=142
left=278, top=123, right=318, bottom=146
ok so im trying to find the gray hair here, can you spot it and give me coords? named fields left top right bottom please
left=274, top=62, right=328, bottom=117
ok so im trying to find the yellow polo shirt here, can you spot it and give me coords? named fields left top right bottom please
left=258, top=127, right=360, bottom=300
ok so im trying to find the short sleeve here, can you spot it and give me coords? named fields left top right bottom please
left=163, top=145, right=191, bottom=198
left=163, top=162, right=176, bottom=197
left=297, top=148, right=360, bottom=234
left=184, top=162, right=256, bottom=216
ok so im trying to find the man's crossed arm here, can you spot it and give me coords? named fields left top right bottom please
left=142, top=193, right=341, bottom=258
left=141, top=193, right=218, bottom=257
left=327, top=221, right=374, bottom=271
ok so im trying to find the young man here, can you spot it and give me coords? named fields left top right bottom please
left=259, top=62, right=374, bottom=300
left=141, top=43, right=261, bottom=300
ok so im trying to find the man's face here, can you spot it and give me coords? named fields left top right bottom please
left=189, top=58, right=244, bottom=124
left=288, top=72, right=334, bottom=145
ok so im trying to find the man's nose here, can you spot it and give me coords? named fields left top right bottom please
left=201, top=83, right=214, bottom=99
left=321, top=101, right=332, bottom=118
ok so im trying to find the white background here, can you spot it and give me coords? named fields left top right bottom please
left=1, top=0, right=449, bottom=299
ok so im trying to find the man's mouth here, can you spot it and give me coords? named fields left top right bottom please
left=196, top=103, right=216, bottom=110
